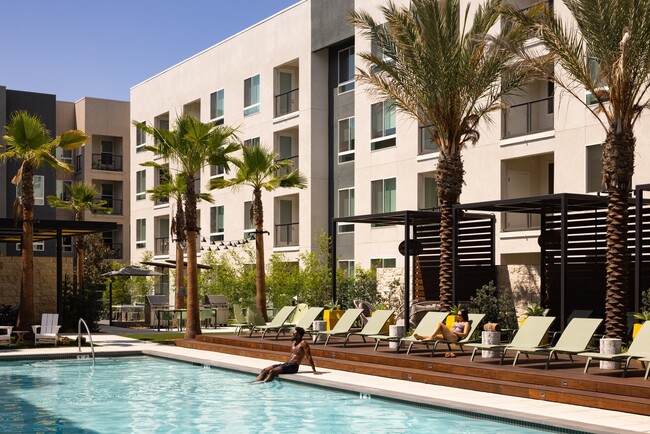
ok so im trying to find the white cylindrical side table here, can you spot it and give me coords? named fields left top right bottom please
left=599, top=338, right=621, bottom=369
left=481, top=331, right=500, bottom=358
left=388, top=324, right=406, bottom=349
left=312, top=320, right=327, bottom=343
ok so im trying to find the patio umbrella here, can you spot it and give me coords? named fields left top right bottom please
left=102, top=266, right=164, bottom=326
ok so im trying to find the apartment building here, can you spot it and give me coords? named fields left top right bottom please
left=130, top=0, right=650, bottom=300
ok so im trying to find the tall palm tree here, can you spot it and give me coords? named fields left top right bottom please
left=349, top=0, right=534, bottom=310
left=1, top=111, right=89, bottom=329
left=134, top=114, right=239, bottom=339
left=46, top=181, right=112, bottom=293
left=511, top=0, right=650, bottom=339
left=146, top=170, right=214, bottom=310
left=210, top=144, right=307, bottom=321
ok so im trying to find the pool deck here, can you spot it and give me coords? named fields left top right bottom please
left=1, top=326, right=649, bottom=434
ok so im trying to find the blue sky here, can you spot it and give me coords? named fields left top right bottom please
left=0, top=0, right=298, bottom=102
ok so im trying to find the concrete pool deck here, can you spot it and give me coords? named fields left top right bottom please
left=1, top=327, right=648, bottom=434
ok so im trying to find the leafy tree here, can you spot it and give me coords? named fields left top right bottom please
left=1, top=111, right=88, bottom=329
left=210, top=143, right=307, bottom=321
left=512, top=0, right=650, bottom=339
left=349, top=0, right=535, bottom=310
left=47, top=181, right=112, bottom=292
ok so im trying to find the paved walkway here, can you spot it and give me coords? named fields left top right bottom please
left=1, top=326, right=649, bottom=434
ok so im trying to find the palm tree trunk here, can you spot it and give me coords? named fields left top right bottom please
left=75, top=235, right=84, bottom=295
left=435, top=151, right=464, bottom=311
left=184, top=176, right=201, bottom=339
left=17, top=164, right=35, bottom=331
left=253, top=188, right=269, bottom=321
left=174, top=205, right=186, bottom=310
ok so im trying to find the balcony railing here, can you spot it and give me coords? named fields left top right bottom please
left=155, top=237, right=170, bottom=256
left=275, top=155, right=299, bottom=177
left=275, top=222, right=299, bottom=247
left=502, top=96, right=554, bottom=139
left=91, top=153, right=123, bottom=171
left=155, top=197, right=169, bottom=206
left=100, top=198, right=123, bottom=215
left=274, top=88, right=299, bottom=117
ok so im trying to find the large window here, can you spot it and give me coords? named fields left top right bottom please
left=136, top=170, right=146, bottom=201
left=587, top=144, right=604, bottom=193
left=338, top=46, right=355, bottom=94
left=136, top=121, right=147, bottom=152
left=423, top=176, right=438, bottom=210
left=244, top=74, right=260, bottom=116
left=338, top=260, right=355, bottom=277
left=338, top=117, right=355, bottom=163
left=244, top=137, right=260, bottom=148
left=338, top=188, right=355, bottom=233
left=244, top=201, right=255, bottom=239
left=33, top=175, right=44, bottom=206
left=210, top=89, right=225, bottom=124
left=136, top=218, right=146, bottom=249
left=371, top=178, right=396, bottom=214
left=371, top=100, right=396, bottom=150
left=210, top=205, right=225, bottom=242
left=210, top=165, right=225, bottom=179
left=371, top=258, right=396, bottom=268
left=56, top=180, right=72, bottom=201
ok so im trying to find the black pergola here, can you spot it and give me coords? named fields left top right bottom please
left=332, top=210, right=495, bottom=324
left=0, top=218, right=118, bottom=317
left=455, top=190, right=650, bottom=329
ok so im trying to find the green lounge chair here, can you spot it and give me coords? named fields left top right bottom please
left=371, top=311, right=449, bottom=352
left=231, top=304, right=249, bottom=335
left=249, top=305, right=297, bottom=338
left=313, top=308, right=364, bottom=345
left=467, top=316, right=556, bottom=363
left=342, top=309, right=395, bottom=347
left=407, top=313, right=485, bottom=357
left=641, top=357, right=650, bottom=381
left=511, top=318, right=603, bottom=369
left=580, top=321, right=650, bottom=376
left=273, top=307, right=325, bottom=340
left=237, top=305, right=266, bottom=336
left=549, top=309, right=594, bottom=344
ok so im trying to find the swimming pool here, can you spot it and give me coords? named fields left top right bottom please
left=0, top=356, right=570, bottom=433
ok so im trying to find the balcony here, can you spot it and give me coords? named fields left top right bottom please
left=275, top=222, right=299, bottom=247
left=155, top=237, right=170, bottom=256
left=155, top=197, right=169, bottom=207
left=274, top=88, right=299, bottom=117
left=100, top=198, right=123, bottom=215
left=502, top=96, right=554, bottom=139
left=91, top=153, right=123, bottom=171
left=276, top=155, right=299, bottom=177
left=106, top=242, right=122, bottom=259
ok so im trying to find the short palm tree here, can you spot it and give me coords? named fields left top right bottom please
left=512, top=0, right=650, bottom=339
left=210, top=144, right=307, bottom=321
left=1, top=111, right=89, bottom=329
left=349, top=0, right=534, bottom=310
left=47, top=181, right=112, bottom=292
left=135, top=114, right=239, bottom=339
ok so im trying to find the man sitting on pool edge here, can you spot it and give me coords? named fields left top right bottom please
left=256, top=327, right=317, bottom=382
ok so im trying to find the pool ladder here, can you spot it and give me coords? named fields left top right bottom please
left=78, top=318, right=95, bottom=365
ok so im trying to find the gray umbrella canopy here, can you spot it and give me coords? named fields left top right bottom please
left=102, top=266, right=164, bottom=277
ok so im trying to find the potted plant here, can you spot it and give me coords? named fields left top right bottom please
left=520, top=303, right=546, bottom=325
left=323, top=300, right=343, bottom=331
left=633, top=311, right=650, bottom=339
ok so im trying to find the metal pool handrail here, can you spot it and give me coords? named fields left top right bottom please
left=78, top=318, right=95, bottom=364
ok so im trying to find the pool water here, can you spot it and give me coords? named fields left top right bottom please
left=0, top=356, right=559, bottom=433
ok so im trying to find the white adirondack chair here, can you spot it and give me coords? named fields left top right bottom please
left=32, top=313, right=61, bottom=346
left=0, top=326, right=12, bottom=346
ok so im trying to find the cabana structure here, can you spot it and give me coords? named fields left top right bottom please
left=455, top=188, right=650, bottom=330
left=332, top=210, right=495, bottom=323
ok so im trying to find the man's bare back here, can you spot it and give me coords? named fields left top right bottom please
left=256, top=326, right=317, bottom=382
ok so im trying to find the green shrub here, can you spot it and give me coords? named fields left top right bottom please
left=469, top=281, right=517, bottom=329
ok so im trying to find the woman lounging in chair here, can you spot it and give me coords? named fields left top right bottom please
left=413, top=309, right=470, bottom=343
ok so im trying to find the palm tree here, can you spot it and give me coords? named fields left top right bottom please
left=210, top=143, right=307, bottom=321
left=146, top=170, right=214, bottom=310
left=46, top=181, right=112, bottom=293
left=134, top=114, right=239, bottom=339
left=511, top=0, right=650, bottom=339
left=349, top=0, right=534, bottom=310
left=1, top=111, right=89, bottom=329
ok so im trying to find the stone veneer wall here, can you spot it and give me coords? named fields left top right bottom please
left=0, top=257, right=73, bottom=319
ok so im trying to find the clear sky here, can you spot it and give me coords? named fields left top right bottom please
left=0, top=0, right=299, bottom=102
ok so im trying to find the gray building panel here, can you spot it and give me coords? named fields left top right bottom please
left=311, top=0, right=354, bottom=52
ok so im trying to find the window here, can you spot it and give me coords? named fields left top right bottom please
left=419, top=125, right=439, bottom=155
left=244, top=74, right=260, bottom=116
left=371, top=258, right=396, bottom=268
left=210, top=89, right=225, bottom=124
left=136, top=170, right=146, bottom=201
left=244, top=137, right=260, bottom=148
left=136, top=121, right=147, bottom=152
left=33, top=175, right=44, bottom=206
left=16, top=241, right=45, bottom=252
left=338, top=117, right=355, bottom=163
left=371, top=23, right=392, bottom=64
left=338, top=46, right=355, bottom=93
left=56, top=147, right=72, bottom=164
left=371, top=178, right=396, bottom=214
left=423, top=177, right=438, bottom=210
left=338, top=260, right=355, bottom=277
left=586, top=57, right=608, bottom=105
left=210, top=205, right=225, bottom=242
left=338, top=188, right=355, bottom=233
left=586, top=144, right=604, bottom=193
left=244, top=201, right=255, bottom=238
left=62, top=236, right=73, bottom=253
left=371, top=100, right=396, bottom=150
left=210, top=165, right=225, bottom=179
left=154, top=165, right=169, bottom=206
left=136, top=218, right=146, bottom=249
left=56, top=180, right=72, bottom=201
